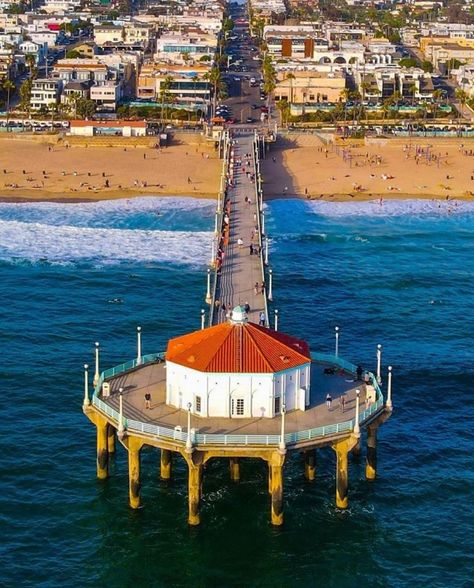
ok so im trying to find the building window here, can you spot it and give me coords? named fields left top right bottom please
left=196, top=396, right=201, bottom=413
left=274, top=396, right=281, bottom=414
left=236, top=398, right=244, bottom=415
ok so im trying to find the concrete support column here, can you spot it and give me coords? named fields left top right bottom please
left=107, top=424, right=115, bottom=454
left=128, top=436, right=143, bottom=509
left=229, top=458, right=240, bottom=482
left=96, top=419, right=108, bottom=480
left=161, top=449, right=172, bottom=480
left=352, top=438, right=361, bottom=461
left=366, top=425, right=378, bottom=481
left=269, top=451, right=286, bottom=526
left=304, top=449, right=316, bottom=481
left=332, top=436, right=358, bottom=509
left=188, top=462, right=202, bottom=526
left=270, top=464, right=284, bottom=525
left=268, top=462, right=272, bottom=494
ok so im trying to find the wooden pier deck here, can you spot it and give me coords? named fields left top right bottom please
left=213, top=132, right=267, bottom=326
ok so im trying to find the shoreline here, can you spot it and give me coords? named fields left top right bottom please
left=1, top=190, right=473, bottom=204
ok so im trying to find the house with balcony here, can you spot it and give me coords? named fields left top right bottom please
left=90, top=80, right=123, bottom=111
left=274, top=70, right=347, bottom=107
left=154, top=33, right=217, bottom=63
left=30, top=78, right=62, bottom=110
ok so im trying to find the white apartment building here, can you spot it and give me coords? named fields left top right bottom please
left=30, top=78, right=62, bottom=110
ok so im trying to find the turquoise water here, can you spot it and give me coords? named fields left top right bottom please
left=1, top=197, right=473, bottom=587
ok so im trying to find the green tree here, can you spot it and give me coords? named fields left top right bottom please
left=399, top=57, right=418, bottom=68
left=66, top=49, right=81, bottom=59
left=276, top=98, right=290, bottom=127
left=19, top=78, right=32, bottom=113
left=421, top=60, right=433, bottom=73
left=76, top=98, right=96, bottom=119
left=25, top=53, right=36, bottom=79
left=455, top=88, right=468, bottom=119
left=205, top=66, right=221, bottom=119
left=159, top=75, right=174, bottom=123
left=2, top=78, right=15, bottom=123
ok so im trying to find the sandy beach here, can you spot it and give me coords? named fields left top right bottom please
left=0, top=137, right=221, bottom=202
left=261, top=136, right=474, bottom=201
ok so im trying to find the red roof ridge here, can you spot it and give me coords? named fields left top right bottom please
left=245, top=323, right=274, bottom=372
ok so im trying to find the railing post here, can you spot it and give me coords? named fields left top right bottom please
left=335, top=326, right=339, bottom=357
left=386, top=365, right=393, bottom=410
left=83, top=363, right=90, bottom=408
left=201, top=308, right=206, bottom=330
left=268, top=269, right=273, bottom=302
left=93, top=342, right=100, bottom=387
left=274, top=309, right=279, bottom=331
left=376, top=344, right=382, bottom=384
left=136, top=326, right=142, bottom=365
left=354, top=390, right=360, bottom=436
left=264, top=236, right=269, bottom=265
left=205, top=268, right=212, bottom=304
left=261, top=210, right=265, bottom=235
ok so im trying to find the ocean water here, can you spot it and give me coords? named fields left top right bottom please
left=1, top=196, right=473, bottom=588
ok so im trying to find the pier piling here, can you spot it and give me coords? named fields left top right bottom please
left=160, top=449, right=172, bottom=480
left=229, top=458, right=240, bottom=482
left=127, top=437, right=143, bottom=509
left=366, top=425, right=378, bottom=480
left=96, top=417, right=109, bottom=480
left=304, top=450, right=316, bottom=481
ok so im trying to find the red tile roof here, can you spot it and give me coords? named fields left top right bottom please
left=166, top=322, right=311, bottom=373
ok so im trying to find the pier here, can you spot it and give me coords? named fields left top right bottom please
left=83, top=127, right=393, bottom=526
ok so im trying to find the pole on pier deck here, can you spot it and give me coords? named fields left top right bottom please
left=186, top=402, right=193, bottom=453
left=304, top=449, right=316, bottom=481
left=261, top=210, right=265, bottom=235
left=376, top=344, right=382, bottom=384
left=118, top=388, right=124, bottom=435
left=136, top=326, right=142, bottom=365
left=366, top=425, right=378, bottom=481
left=264, top=236, right=269, bottom=265
left=229, top=458, right=240, bottom=482
left=274, top=309, right=279, bottom=331
left=214, top=210, right=219, bottom=234
left=279, top=404, right=286, bottom=452
left=128, top=436, right=143, bottom=509
left=201, top=309, right=206, bottom=330
left=335, top=326, right=339, bottom=357
left=93, top=342, right=100, bottom=387
left=161, top=449, right=172, bottom=480
left=354, top=390, right=361, bottom=436
left=83, top=364, right=90, bottom=408
left=96, top=416, right=108, bottom=480
left=205, top=268, right=212, bottom=304
left=268, top=269, right=273, bottom=302
left=211, top=238, right=216, bottom=266
left=386, top=366, right=393, bottom=410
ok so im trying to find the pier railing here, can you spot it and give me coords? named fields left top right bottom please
left=91, top=351, right=385, bottom=447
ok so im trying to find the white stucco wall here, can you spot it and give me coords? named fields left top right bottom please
left=166, top=361, right=312, bottom=419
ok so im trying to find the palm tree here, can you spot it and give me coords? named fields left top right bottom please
left=25, top=54, right=36, bottom=79
left=285, top=72, right=295, bottom=106
left=205, top=66, right=221, bottom=120
left=455, top=88, right=468, bottom=120
left=432, top=89, right=444, bottom=120
left=159, top=75, right=174, bottom=125
left=276, top=99, right=290, bottom=128
left=3, top=78, right=15, bottom=128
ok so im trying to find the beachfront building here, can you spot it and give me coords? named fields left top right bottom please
left=30, top=78, right=62, bottom=110
left=165, top=308, right=312, bottom=418
left=420, top=37, right=474, bottom=73
left=68, top=119, right=147, bottom=136
left=90, top=81, right=123, bottom=111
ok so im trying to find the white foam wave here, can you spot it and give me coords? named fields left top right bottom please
left=0, top=219, right=211, bottom=266
left=272, top=198, right=474, bottom=218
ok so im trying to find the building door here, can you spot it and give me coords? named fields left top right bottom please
left=274, top=396, right=281, bottom=415
left=231, top=397, right=245, bottom=417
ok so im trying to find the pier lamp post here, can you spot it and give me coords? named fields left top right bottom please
left=83, top=364, right=90, bottom=408
left=268, top=269, right=273, bottom=302
left=274, top=309, right=279, bottom=331
left=376, top=344, right=382, bottom=384
left=354, top=389, right=360, bottom=436
left=186, top=402, right=193, bottom=452
left=386, top=366, right=393, bottom=411
left=118, top=387, right=124, bottom=435
left=261, top=210, right=265, bottom=235
left=136, top=326, right=142, bottom=365
left=93, top=342, right=100, bottom=387
left=279, top=403, right=286, bottom=452
left=206, top=268, right=212, bottom=304
left=201, top=309, right=206, bottom=330
left=214, top=210, right=219, bottom=234
left=211, top=238, right=216, bottom=266
left=264, top=236, right=269, bottom=266
left=335, top=326, right=339, bottom=357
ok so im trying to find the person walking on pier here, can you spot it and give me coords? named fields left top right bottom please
left=326, top=393, right=332, bottom=410
left=144, top=392, right=151, bottom=410
left=237, top=237, right=243, bottom=249
left=259, top=311, right=265, bottom=327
